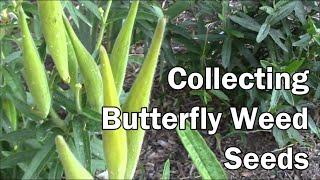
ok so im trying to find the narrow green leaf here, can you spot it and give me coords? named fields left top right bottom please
left=2, top=67, right=26, bottom=101
left=221, top=37, right=232, bottom=68
left=256, top=23, right=270, bottom=43
left=294, top=1, right=307, bottom=25
left=0, top=108, right=13, bottom=133
left=2, top=51, right=22, bottom=63
left=65, top=1, right=79, bottom=28
left=176, top=121, right=227, bottom=179
left=292, top=34, right=311, bottom=47
left=313, top=35, right=320, bottom=46
left=237, top=43, right=258, bottom=67
left=55, top=161, right=64, bottom=179
left=283, top=60, right=304, bottom=73
left=150, top=5, right=164, bottom=18
left=228, top=29, right=244, bottom=38
left=287, top=127, right=304, bottom=144
left=281, top=90, right=294, bottom=106
left=91, top=159, right=106, bottom=172
left=230, top=15, right=260, bottom=32
left=81, top=1, right=101, bottom=20
left=166, top=1, right=191, bottom=19
left=91, top=137, right=104, bottom=160
left=307, top=18, right=318, bottom=36
left=269, top=89, right=281, bottom=111
left=0, top=150, right=37, bottom=169
left=259, top=6, right=274, bottom=14
left=295, top=106, right=320, bottom=138
left=195, top=34, right=225, bottom=42
left=0, top=129, right=36, bottom=144
left=6, top=92, right=42, bottom=120
left=22, top=134, right=56, bottom=179
left=260, top=60, right=277, bottom=69
left=210, top=90, right=230, bottom=102
left=48, top=160, right=63, bottom=180
left=272, top=126, right=290, bottom=148
left=307, top=115, right=320, bottom=138
left=161, top=159, right=170, bottom=180
left=52, top=91, right=100, bottom=123
left=72, top=120, right=92, bottom=172
left=269, top=1, right=297, bottom=25
left=269, top=29, right=288, bottom=52
left=74, top=7, right=92, bottom=28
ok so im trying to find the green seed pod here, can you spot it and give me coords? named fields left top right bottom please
left=2, top=98, right=17, bottom=131
left=38, top=1, right=70, bottom=83
left=63, top=15, right=103, bottom=111
left=18, top=6, right=51, bottom=118
left=110, top=0, right=139, bottom=95
left=122, top=17, right=166, bottom=179
left=55, top=135, right=93, bottom=180
left=100, top=46, right=127, bottom=179
left=66, top=33, right=78, bottom=94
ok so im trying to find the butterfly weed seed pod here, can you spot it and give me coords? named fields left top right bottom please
left=2, top=98, right=17, bottom=131
left=63, top=15, right=103, bottom=111
left=55, top=135, right=93, bottom=180
left=38, top=0, right=70, bottom=83
left=66, top=33, right=78, bottom=94
left=122, top=17, right=166, bottom=179
left=110, top=0, right=139, bottom=95
left=100, top=46, right=127, bottom=179
left=18, top=6, right=51, bottom=118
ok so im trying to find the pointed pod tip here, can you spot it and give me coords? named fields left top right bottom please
left=75, top=83, right=82, bottom=89
left=161, top=16, right=167, bottom=22
left=62, top=76, right=71, bottom=84
left=55, top=135, right=68, bottom=149
left=159, top=17, right=167, bottom=26
left=99, top=45, right=107, bottom=54
left=99, top=45, right=110, bottom=65
left=55, top=135, right=64, bottom=144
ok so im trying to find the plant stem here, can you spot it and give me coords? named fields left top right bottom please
left=94, top=0, right=112, bottom=55
left=49, top=108, right=67, bottom=131
left=106, top=21, right=113, bottom=51
left=75, top=83, right=82, bottom=113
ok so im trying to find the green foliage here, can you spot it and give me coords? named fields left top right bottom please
left=177, top=121, right=227, bottom=179
left=161, top=159, right=170, bottom=180
left=159, top=0, right=320, bottom=148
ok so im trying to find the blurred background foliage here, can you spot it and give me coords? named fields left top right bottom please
left=0, top=0, right=319, bottom=179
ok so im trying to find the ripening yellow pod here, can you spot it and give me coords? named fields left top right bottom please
left=122, top=17, right=166, bottom=179
left=100, top=46, right=127, bottom=179
left=38, top=1, right=70, bottom=83
left=55, top=135, right=93, bottom=180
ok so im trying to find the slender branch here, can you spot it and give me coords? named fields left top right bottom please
left=75, top=83, right=82, bottom=113
left=271, top=143, right=295, bottom=153
left=94, top=0, right=112, bottom=54
left=49, top=108, right=67, bottom=131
